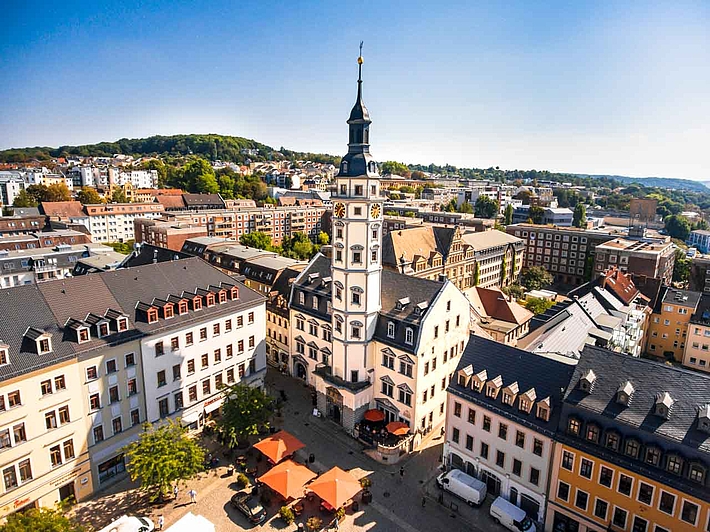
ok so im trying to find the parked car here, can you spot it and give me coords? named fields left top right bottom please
left=96, top=515, right=154, bottom=532
left=436, top=469, right=487, bottom=506
left=490, top=496, right=536, bottom=532
left=230, top=492, right=267, bottom=524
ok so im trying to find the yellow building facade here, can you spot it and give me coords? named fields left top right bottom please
left=645, top=288, right=699, bottom=361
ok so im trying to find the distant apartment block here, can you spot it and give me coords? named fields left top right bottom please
left=593, top=238, right=675, bottom=286
left=512, top=206, right=574, bottom=226
left=687, top=229, right=710, bottom=254
left=0, top=230, right=91, bottom=252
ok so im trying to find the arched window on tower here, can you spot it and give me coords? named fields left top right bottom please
left=355, top=129, right=362, bottom=144
left=341, top=162, right=348, bottom=175
left=364, top=127, right=369, bottom=144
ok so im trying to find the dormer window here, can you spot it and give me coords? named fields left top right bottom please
left=457, top=365, right=473, bottom=386
left=38, top=338, right=51, bottom=354
left=502, top=382, right=518, bottom=406
left=616, top=381, right=634, bottom=407
left=312, top=296, right=319, bottom=309
left=178, top=301, right=188, bottom=315
left=605, top=431, right=620, bottom=451
left=654, top=392, right=674, bottom=420
left=98, top=323, right=109, bottom=338
left=78, top=328, right=90, bottom=343
left=147, top=308, right=159, bottom=324
left=206, top=294, right=215, bottom=307
left=162, top=305, right=174, bottom=319
left=567, top=417, right=581, bottom=436
left=585, top=423, right=600, bottom=443
left=396, top=297, right=410, bottom=311
left=405, top=328, right=413, bottom=345
left=387, top=322, right=395, bottom=339
left=0, top=344, right=8, bottom=366
left=118, top=317, right=128, bottom=331
left=665, top=453, right=683, bottom=475
left=536, top=403, right=550, bottom=421
left=624, top=438, right=640, bottom=459
left=192, top=297, right=202, bottom=311
left=645, top=446, right=662, bottom=467
left=472, top=370, right=487, bottom=392
left=229, top=286, right=239, bottom=300
left=502, top=393, right=513, bottom=406
left=485, top=376, right=502, bottom=399
left=579, top=369, right=596, bottom=393
left=689, top=462, right=706, bottom=483
left=218, top=291, right=227, bottom=303
left=299, top=292, right=305, bottom=305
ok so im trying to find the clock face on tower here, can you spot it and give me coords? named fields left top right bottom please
left=334, top=202, right=346, bottom=218
left=370, top=203, right=381, bottom=219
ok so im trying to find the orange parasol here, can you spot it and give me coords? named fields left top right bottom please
left=386, top=421, right=410, bottom=435
left=308, top=467, right=362, bottom=509
left=257, top=459, right=316, bottom=500
left=253, top=430, right=306, bottom=463
left=363, top=409, right=385, bottom=422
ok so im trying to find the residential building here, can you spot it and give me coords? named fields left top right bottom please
left=0, top=230, right=91, bottom=252
left=645, top=287, right=701, bottom=361
left=467, top=287, right=533, bottom=346
left=240, top=255, right=306, bottom=296
left=690, top=254, right=710, bottom=293
left=0, top=244, right=122, bottom=288
left=547, top=345, right=710, bottom=532
left=507, top=224, right=617, bottom=286
left=134, top=218, right=208, bottom=251
left=0, top=214, right=46, bottom=236
left=687, top=230, right=710, bottom=254
left=42, top=201, right=165, bottom=243
left=444, top=335, right=576, bottom=525
left=265, top=267, right=301, bottom=369
left=287, top=56, right=471, bottom=446
left=594, top=238, right=675, bottom=286
left=683, top=294, right=710, bottom=374
left=512, top=206, right=574, bottom=226
left=382, top=226, right=523, bottom=290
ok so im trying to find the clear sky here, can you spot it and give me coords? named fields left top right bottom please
left=1, top=1, right=708, bottom=180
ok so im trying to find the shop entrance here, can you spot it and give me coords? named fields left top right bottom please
left=58, top=482, right=75, bottom=503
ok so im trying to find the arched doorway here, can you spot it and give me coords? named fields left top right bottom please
left=449, top=452, right=464, bottom=471
left=294, top=360, right=307, bottom=382
left=326, top=387, right=343, bottom=426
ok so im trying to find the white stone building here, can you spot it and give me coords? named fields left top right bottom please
left=444, top=335, right=576, bottom=525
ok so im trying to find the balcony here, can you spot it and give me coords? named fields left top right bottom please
left=314, top=363, right=371, bottom=393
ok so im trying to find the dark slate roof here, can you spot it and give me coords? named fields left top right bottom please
left=690, top=293, right=710, bottom=326
left=564, top=345, right=710, bottom=453
left=0, top=285, right=77, bottom=382
left=559, top=345, right=710, bottom=502
left=291, top=253, right=447, bottom=354
left=657, top=286, right=701, bottom=311
left=182, top=193, right=225, bottom=208
left=119, top=243, right=191, bottom=269
left=269, top=267, right=303, bottom=318
left=449, top=335, right=576, bottom=436
left=101, top=257, right=264, bottom=334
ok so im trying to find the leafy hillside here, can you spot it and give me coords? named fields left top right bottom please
left=0, top=134, right=340, bottom=166
left=573, top=174, right=708, bottom=193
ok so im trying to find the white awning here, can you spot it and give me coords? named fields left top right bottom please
left=181, top=410, right=200, bottom=424
left=204, top=397, right=224, bottom=414
left=166, top=512, right=215, bottom=532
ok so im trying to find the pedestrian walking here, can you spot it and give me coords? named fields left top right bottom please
left=421, top=496, right=426, bottom=507
left=188, top=488, right=197, bottom=504
left=173, top=485, right=179, bottom=500
left=157, top=515, right=164, bottom=530
left=399, top=466, right=405, bottom=478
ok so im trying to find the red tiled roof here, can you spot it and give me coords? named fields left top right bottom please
left=40, top=201, right=85, bottom=219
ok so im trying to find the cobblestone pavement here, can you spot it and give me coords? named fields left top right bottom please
left=72, top=369, right=505, bottom=532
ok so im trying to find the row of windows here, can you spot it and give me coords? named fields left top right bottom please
left=154, top=314, right=254, bottom=355
left=93, top=409, right=141, bottom=444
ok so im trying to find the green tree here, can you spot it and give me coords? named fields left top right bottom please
left=180, top=158, right=216, bottom=192
left=218, top=175, right=236, bottom=199
left=504, top=203, right=514, bottom=225
left=0, top=505, right=85, bottom=532
left=317, top=231, right=330, bottom=246
left=219, top=383, right=274, bottom=445
left=672, top=249, right=690, bottom=286
left=525, top=297, right=554, bottom=314
left=108, top=240, right=135, bottom=255
left=514, top=190, right=532, bottom=205
left=111, top=188, right=129, bottom=203
left=501, top=283, right=525, bottom=300
left=664, top=214, right=691, bottom=241
left=76, top=186, right=104, bottom=204
left=693, top=219, right=709, bottom=231
left=573, top=204, right=587, bottom=228
left=12, top=189, right=37, bottom=207
left=196, top=173, right=220, bottom=194
left=46, top=183, right=72, bottom=201
left=26, top=184, right=50, bottom=204
left=521, top=266, right=554, bottom=291
left=474, top=196, right=499, bottom=218
left=281, top=232, right=317, bottom=260
left=398, top=185, right=415, bottom=194
left=380, top=161, right=410, bottom=176
left=443, top=199, right=458, bottom=212
left=239, top=231, right=274, bottom=250
left=123, top=420, right=205, bottom=501
left=528, top=205, right=545, bottom=224
left=459, top=201, right=474, bottom=214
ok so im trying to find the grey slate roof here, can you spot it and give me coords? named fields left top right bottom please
left=119, top=243, right=192, bottom=269
left=449, top=335, right=576, bottom=436
left=690, top=293, right=710, bottom=326
left=560, top=345, right=710, bottom=501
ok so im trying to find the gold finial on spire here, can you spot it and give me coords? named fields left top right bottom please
left=358, top=41, right=364, bottom=65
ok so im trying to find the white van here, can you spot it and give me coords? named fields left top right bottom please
left=97, top=515, right=155, bottom=532
left=490, top=496, right=536, bottom=532
left=436, top=469, right=487, bottom=506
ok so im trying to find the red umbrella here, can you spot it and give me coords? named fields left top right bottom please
left=386, top=421, right=410, bottom=436
left=363, top=409, right=385, bottom=422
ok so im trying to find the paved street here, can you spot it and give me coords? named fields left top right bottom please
left=72, top=369, right=505, bottom=532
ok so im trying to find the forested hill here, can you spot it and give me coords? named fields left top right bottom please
left=573, top=174, right=708, bottom=193
left=0, top=134, right=341, bottom=166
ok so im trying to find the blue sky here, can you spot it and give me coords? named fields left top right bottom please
left=1, top=0, right=708, bottom=180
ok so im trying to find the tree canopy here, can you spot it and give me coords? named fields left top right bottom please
left=573, top=204, right=587, bottom=228
left=525, top=297, right=555, bottom=314
left=521, top=266, right=554, bottom=291
left=111, top=188, right=129, bottom=203
left=219, top=384, right=274, bottom=445
left=528, top=205, right=545, bottom=225
left=504, top=203, right=514, bottom=225
left=123, top=420, right=205, bottom=500
left=0, top=505, right=85, bottom=532
left=24, top=183, right=72, bottom=204
left=380, top=161, right=410, bottom=177
left=12, top=189, right=37, bottom=207
left=672, top=249, right=690, bottom=286
left=239, top=232, right=274, bottom=251
left=76, top=186, right=104, bottom=205
left=664, top=214, right=691, bottom=241
left=474, top=196, right=499, bottom=218
left=281, top=232, right=319, bottom=260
